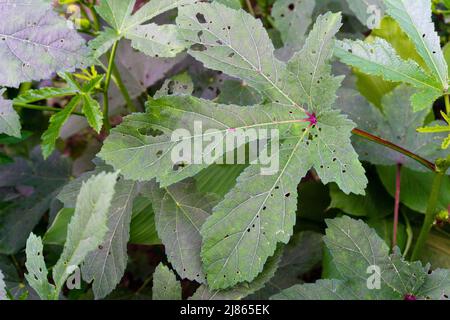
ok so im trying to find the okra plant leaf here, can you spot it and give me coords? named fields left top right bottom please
left=41, top=96, right=81, bottom=159
left=191, top=247, right=282, bottom=300
left=335, top=38, right=442, bottom=111
left=337, top=0, right=449, bottom=111
left=338, top=85, right=447, bottom=171
left=126, top=24, right=184, bottom=58
left=0, top=90, right=21, bottom=138
left=92, top=0, right=194, bottom=59
left=345, top=0, right=385, bottom=28
left=335, top=38, right=440, bottom=90
left=272, top=216, right=450, bottom=300
left=80, top=94, right=103, bottom=134
left=384, top=0, right=449, bottom=91
left=99, top=96, right=303, bottom=185
left=417, top=269, right=450, bottom=300
left=249, top=231, right=324, bottom=299
left=0, top=0, right=88, bottom=88
left=324, top=216, right=427, bottom=299
left=58, top=163, right=139, bottom=299
left=0, top=149, right=71, bottom=254
left=82, top=178, right=139, bottom=300
left=147, top=180, right=217, bottom=283
left=216, top=80, right=262, bottom=106
left=24, top=234, right=55, bottom=300
left=152, top=263, right=182, bottom=300
left=214, top=0, right=242, bottom=10
left=13, top=86, right=78, bottom=105
left=271, top=0, right=315, bottom=52
left=154, top=72, right=194, bottom=98
left=0, top=269, right=7, bottom=300
left=176, top=2, right=303, bottom=107
left=271, top=279, right=355, bottom=300
left=52, top=172, right=118, bottom=294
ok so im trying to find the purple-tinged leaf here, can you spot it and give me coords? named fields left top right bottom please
left=0, top=0, right=89, bottom=88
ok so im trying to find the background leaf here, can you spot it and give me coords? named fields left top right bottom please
left=0, top=0, right=88, bottom=87
left=152, top=263, right=182, bottom=300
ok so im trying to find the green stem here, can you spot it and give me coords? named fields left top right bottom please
left=402, top=210, right=413, bottom=258
left=19, top=82, right=32, bottom=95
left=103, top=41, right=119, bottom=134
left=111, top=64, right=137, bottom=112
left=411, top=171, right=445, bottom=261
left=245, top=0, right=255, bottom=16
left=445, top=94, right=450, bottom=116
left=13, top=102, right=84, bottom=116
left=352, top=128, right=437, bottom=172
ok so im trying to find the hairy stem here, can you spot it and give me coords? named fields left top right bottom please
left=393, top=163, right=402, bottom=248
left=103, top=41, right=119, bottom=134
left=411, top=171, right=445, bottom=261
left=352, top=128, right=436, bottom=172
left=111, top=64, right=137, bottom=112
left=13, top=102, right=84, bottom=116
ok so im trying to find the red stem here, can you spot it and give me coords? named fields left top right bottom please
left=352, top=128, right=436, bottom=172
left=393, top=163, right=402, bottom=248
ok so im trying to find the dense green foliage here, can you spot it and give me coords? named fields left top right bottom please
left=0, top=0, right=449, bottom=301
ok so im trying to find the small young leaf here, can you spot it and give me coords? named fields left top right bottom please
left=24, top=233, right=55, bottom=300
left=152, top=263, right=182, bottom=300
left=81, top=94, right=103, bottom=133
left=41, top=96, right=81, bottom=159
left=14, top=87, right=78, bottom=104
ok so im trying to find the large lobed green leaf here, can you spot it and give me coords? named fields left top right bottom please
left=99, top=3, right=368, bottom=290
